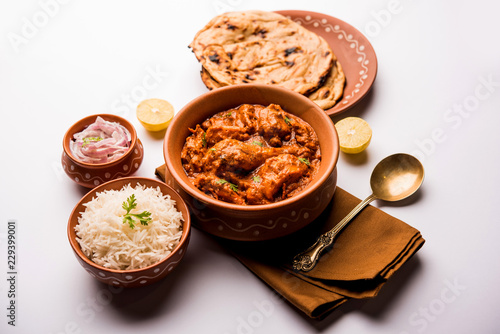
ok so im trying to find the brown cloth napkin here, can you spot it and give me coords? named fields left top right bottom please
left=155, top=165, right=425, bottom=319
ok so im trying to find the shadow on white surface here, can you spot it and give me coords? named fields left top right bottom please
left=331, top=84, right=377, bottom=124
left=94, top=263, right=188, bottom=321
left=377, top=185, right=425, bottom=208
left=303, top=255, right=423, bottom=331
left=360, top=255, right=423, bottom=317
left=83, top=229, right=230, bottom=323
left=339, top=150, right=370, bottom=166
left=140, top=127, right=167, bottom=141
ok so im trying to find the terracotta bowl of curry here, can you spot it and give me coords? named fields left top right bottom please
left=164, top=84, right=339, bottom=241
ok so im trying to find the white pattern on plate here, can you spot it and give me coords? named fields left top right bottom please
left=291, top=16, right=370, bottom=105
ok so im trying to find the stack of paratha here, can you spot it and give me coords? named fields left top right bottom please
left=189, top=10, right=346, bottom=110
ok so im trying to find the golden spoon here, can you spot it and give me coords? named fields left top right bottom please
left=292, top=153, right=424, bottom=272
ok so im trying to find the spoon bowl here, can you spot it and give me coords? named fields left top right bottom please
left=370, top=153, right=425, bottom=201
left=293, top=153, right=424, bottom=272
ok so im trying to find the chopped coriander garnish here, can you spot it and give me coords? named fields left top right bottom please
left=284, top=116, right=291, bottom=125
left=216, top=179, right=238, bottom=192
left=202, top=132, right=207, bottom=148
left=298, top=157, right=311, bottom=166
left=225, top=112, right=232, bottom=117
left=82, top=137, right=103, bottom=147
left=209, top=147, right=216, bottom=151
left=122, top=194, right=152, bottom=229
left=252, top=175, right=262, bottom=183
left=252, top=141, right=263, bottom=147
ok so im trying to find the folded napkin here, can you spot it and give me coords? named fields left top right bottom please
left=155, top=165, right=425, bottom=319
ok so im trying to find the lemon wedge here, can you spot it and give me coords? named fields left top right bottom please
left=335, top=117, right=372, bottom=154
left=136, top=98, right=174, bottom=132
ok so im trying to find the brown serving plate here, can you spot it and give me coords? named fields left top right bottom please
left=275, top=10, right=378, bottom=116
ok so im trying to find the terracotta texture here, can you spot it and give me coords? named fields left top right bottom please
left=164, top=84, right=339, bottom=241
left=67, top=177, right=191, bottom=288
left=275, top=10, right=378, bottom=116
left=62, top=114, right=144, bottom=188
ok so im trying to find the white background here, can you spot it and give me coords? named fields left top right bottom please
left=1, top=0, right=499, bottom=333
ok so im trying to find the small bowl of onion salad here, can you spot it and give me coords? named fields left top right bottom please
left=62, top=114, right=144, bottom=188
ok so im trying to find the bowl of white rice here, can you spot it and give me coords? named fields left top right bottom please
left=67, top=177, right=191, bottom=288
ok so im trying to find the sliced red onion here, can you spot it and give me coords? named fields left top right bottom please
left=70, top=116, right=132, bottom=164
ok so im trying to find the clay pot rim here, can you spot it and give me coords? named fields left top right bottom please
left=164, top=84, right=339, bottom=212
left=62, top=114, right=138, bottom=168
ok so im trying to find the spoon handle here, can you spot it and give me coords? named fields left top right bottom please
left=292, top=193, right=377, bottom=272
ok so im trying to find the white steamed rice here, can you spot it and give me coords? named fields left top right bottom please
left=75, top=183, right=184, bottom=270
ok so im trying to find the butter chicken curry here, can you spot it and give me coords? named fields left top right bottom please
left=181, top=104, right=321, bottom=205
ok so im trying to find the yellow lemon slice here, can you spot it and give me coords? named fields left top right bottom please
left=335, top=117, right=372, bottom=154
left=136, top=98, right=174, bottom=132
